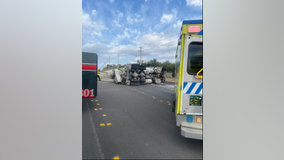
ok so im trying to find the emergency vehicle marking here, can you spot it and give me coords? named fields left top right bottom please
left=198, top=30, right=203, bottom=35
left=182, top=82, right=203, bottom=94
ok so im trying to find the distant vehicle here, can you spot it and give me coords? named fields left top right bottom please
left=173, top=20, right=203, bottom=140
left=82, top=52, right=98, bottom=98
left=108, top=63, right=168, bottom=85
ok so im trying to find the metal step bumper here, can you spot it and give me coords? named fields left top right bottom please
left=180, top=122, right=202, bottom=140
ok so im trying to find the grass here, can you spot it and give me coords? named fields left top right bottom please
left=166, top=72, right=173, bottom=78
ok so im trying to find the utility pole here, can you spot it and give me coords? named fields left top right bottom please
left=138, top=46, right=143, bottom=65
left=109, top=56, right=110, bottom=70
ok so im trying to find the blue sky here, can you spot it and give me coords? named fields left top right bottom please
left=82, top=0, right=202, bottom=70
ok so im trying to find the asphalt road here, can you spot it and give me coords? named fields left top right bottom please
left=82, top=81, right=203, bottom=159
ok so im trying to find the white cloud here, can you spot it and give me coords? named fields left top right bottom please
left=83, top=23, right=179, bottom=65
left=115, top=28, right=142, bottom=42
left=134, top=57, right=149, bottom=63
left=127, top=16, right=138, bottom=24
left=83, top=30, right=177, bottom=55
left=118, top=12, right=123, bottom=18
left=134, top=57, right=141, bottom=61
left=82, top=10, right=109, bottom=40
left=82, top=42, right=137, bottom=59
left=82, top=11, right=108, bottom=31
left=135, top=13, right=140, bottom=18
left=127, top=15, right=144, bottom=24
left=91, top=31, right=102, bottom=36
left=187, top=15, right=202, bottom=20
left=111, top=10, right=123, bottom=28
left=173, top=20, right=182, bottom=28
left=158, top=53, right=174, bottom=58
left=186, top=0, right=202, bottom=7
left=82, top=11, right=93, bottom=29
left=131, top=30, right=178, bottom=58
left=111, top=10, right=123, bottom=19
left=118, top=30, right=130, bottom=39
left=93, top=21, right=109, bottom=31
left=109, top=0, right=114, bottom=3
left=125, top=28, right=141, bottom=34
left=92, top=9, right=97, bottom=16
left=114, top=20, right=121, bottom=27
left=108, top=28, right=140, bottom=46
left=166, top=0, right=170, bottom=4
left=160, top=13, right=173, bottom=23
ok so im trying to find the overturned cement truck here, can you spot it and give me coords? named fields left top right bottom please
left=108, top=63, right=168, bottom=86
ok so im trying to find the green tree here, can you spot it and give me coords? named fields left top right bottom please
left=147, top=59, right=161, bottom=67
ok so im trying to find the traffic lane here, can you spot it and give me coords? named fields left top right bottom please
left=86, top=81, right=202, bottom=159
left=82, top=98, right=104, bottom=159
left=92, top=84, right=178, bottom=158
left=89, top=82, right=202, bottom=159
left=153, top=83, right=175, bottom=92
left=150, top=83, right=175, bottom=92
left=130, top=84, right=174, bottom=104
left=165, top=81, right=175, bottom=85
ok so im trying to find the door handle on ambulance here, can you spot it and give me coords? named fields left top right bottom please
left=196, top=68, right=203, bottom=79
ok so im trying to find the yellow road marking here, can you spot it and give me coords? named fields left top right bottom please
left=168, top=103, right=171, bottom=105
left=113, top=156, right=119, bottom=160
left=167, top=101, right=169, bottom=103
left=95, top=100, right=98, bottom=101
left=103, top=114, right=106, bottom=116
left=97, top=103, right=100, bottom=105
left=94, top=108, right=97, bottom=110
left=107, top=123, right=112, bottom=126
left=142, top=92, right=144, bottom=93
left=91, top=100, right=93, bottom=102
left=99, top=108, right=103, bottom=110
left=153, top=97, right=155, bottom=99
left=100, top=123, right=105, bottom=126
left=160, top=100, right=163, bottom=102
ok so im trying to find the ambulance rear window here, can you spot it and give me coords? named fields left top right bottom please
left=187, top=42, right=203, bottom=75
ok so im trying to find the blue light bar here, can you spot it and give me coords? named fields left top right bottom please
left=197, top=30, right=203, bottom=35
left=182, top=20, right=203, bottom=25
